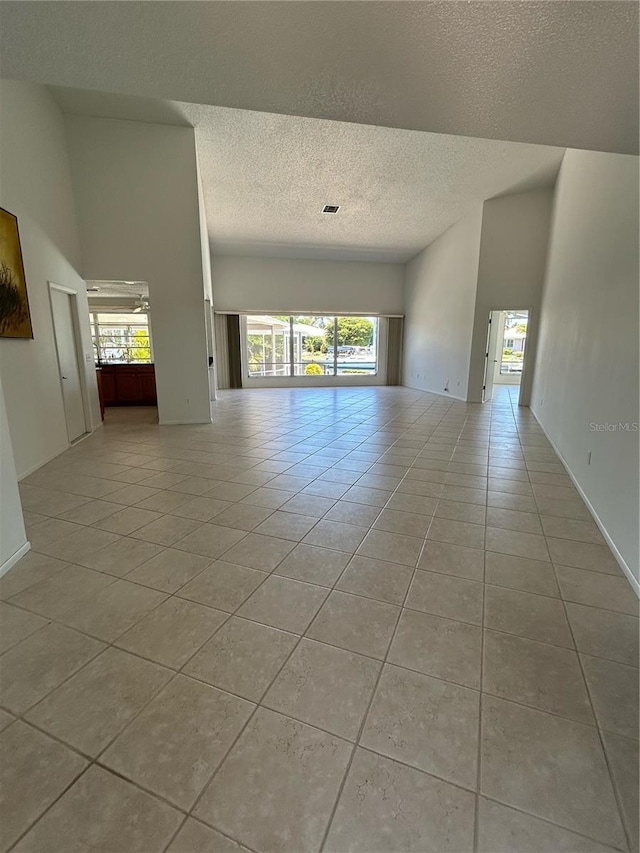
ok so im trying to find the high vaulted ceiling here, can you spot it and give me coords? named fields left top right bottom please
left=1, top=1, right=637, bottom=155
left=52, top=86, right=565, bottom=262
left=3, top=2, right=635, bottom=262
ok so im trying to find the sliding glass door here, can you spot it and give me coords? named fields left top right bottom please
left=245, top=315, right=378, bottom=378
left=291, top=316, right=331, bottom=376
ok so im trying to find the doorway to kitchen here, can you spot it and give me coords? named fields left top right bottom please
left=86, top=281, right=157, bottom=410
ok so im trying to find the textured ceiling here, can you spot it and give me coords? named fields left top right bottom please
left=2, top=1, right=637, bottom=154
left=53, top=87, right=565, bottom=262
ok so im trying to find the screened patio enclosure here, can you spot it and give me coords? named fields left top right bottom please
left=246, top=316, right=321, bottom=377
left=244, top=314, right=380, bottom=378
left=216, top=313, right=401, bottom=388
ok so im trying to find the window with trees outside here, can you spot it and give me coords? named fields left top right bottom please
left=90, top=312, right=153, bottom=364
left=245, top=315, right=378, bottom=378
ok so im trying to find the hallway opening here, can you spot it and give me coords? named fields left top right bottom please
left=483, top=309, right=530, bottom=404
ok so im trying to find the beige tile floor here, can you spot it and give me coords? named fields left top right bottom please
left=1, top=385, right=638, bottom=853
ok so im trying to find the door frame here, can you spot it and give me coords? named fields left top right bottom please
left=204, top=298, right=217, bottom=402
left=482, top=306, right=534, bottom=406
left=48, top=282, right=91, bottom=444
left=482, top=310, right=500, bottom=403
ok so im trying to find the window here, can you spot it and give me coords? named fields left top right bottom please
left=245, top=315, right=292, bottom=376
left=91, top=312, right=152, bottom=364
left=245, top=315, right=378, bottom=378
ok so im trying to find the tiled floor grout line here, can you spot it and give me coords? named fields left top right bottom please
left=5, top=761, right=93, bottom=853
left=549, top=555, right=633, bottom=852
left=472, top=404, right=491, bottom=853
left=494, top=390, right=633, bottom=851
left=11, top=463, right=633, bottom=649
left=28, top=502, right=619, bottom=561
left=2, top=533, right=290, bottom=747
left=154, top=418, right=443, bottom=844
left=407, top=413, right=491, bottom=850
left=314, top=417, right=455, bottom=852
left=316, top=549, right=419, bottom=849
left=6, top=390, right=637, bottom=852
left=476, top=396, right=554, bottom=832
left=6, top=597, right=626, bottom=731
left=477, top=792, right=630, bottom=853
left=25, top=452, right=602, bottom=524
left=315, top=412, right=468, bottom=852
left=179, top=591, right=348, bottom=851
left=7, top=511, right=328, bottom=853
left=5, top=621, right=198, bottom=852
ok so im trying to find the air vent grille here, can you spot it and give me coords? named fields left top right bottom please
left=322, top=204, right=340, bottom=214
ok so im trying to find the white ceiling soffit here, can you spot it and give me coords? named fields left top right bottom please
left=1, top=1, right=637, bottom=155
left=51, top=87, right=565, bottom=262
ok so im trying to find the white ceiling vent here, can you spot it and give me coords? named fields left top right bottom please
left=322, top=204, right=340, bottom=214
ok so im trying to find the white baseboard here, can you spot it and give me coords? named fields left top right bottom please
left=18, top=446, right=68, bottom=481
left=70, top=429, right=94, bottom=447
left=401, top=383, right=467, bottom=402
left=17, top=421, right=103, bottom=481
left=158, top=418, right=213, bottom=426
left=0, top=541, right=31, bottom=579
left=531, top=410, right=639, bottom=598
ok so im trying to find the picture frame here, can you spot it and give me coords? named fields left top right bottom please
left=0, top=207, right=33, bottom=339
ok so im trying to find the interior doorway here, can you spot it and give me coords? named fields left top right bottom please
left=482, top=309, right=529, bottom=403
left=85, top=281, right=157, bottom=410
left=50, top=285, right=89, bottom=443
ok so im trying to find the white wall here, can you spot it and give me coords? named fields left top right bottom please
left=532, top=149, right=639, bottom=583
left=66, top=116, right=211, bottom=424
left=467, top=188, right=554, bottom=403
left=211, top=255, right=404, bottom=315
left=0, top=375, right=28, bottom=574
left=0, top=80, right=100, bottom=478
left=402, top=206, right=483, bottom=399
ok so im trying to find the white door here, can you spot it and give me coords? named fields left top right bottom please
left=51, top=289, right=86, bottom=442
left=482, top=311, right=501, bottom=403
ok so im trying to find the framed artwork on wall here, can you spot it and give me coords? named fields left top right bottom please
left=0, top=207, right=33, bottom=339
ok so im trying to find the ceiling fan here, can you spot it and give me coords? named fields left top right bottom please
left=133, top=294, right=150, bottom=313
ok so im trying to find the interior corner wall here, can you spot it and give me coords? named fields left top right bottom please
left=466, top=187, right=554, bottom=403
left=196, top=159, right=213, bottom=304
left=65, top=115, right=211, bottom=425
left=195, top=149, right=217, bottom=400
left=211, top=255, right=405, bottom=316
left=531, top=149, right=639, bottom=583
left=0, top=79, right=101, bottom=478
left=402, top=206, right=483, bottom=399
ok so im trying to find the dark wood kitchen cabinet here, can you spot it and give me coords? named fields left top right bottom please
left=99, top=364, right=157, bottom=406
